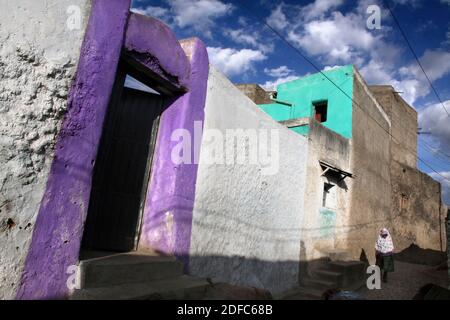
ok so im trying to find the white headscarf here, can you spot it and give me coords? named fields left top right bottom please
left=375, top=228, right=394, bottom=254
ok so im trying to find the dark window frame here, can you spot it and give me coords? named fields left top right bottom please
left=313, top=100, right=328, bottom=123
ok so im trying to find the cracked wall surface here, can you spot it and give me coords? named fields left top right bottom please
left=0, top=0, right=90, bottom=299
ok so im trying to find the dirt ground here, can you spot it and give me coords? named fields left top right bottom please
left=357, top=260, right=449, bottom=300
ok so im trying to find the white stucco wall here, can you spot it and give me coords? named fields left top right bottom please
left=0, top=0, right=91, bottom=299
left=189, top=66, right=309, bottom=294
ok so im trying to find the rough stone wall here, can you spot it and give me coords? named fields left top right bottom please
left=235, top=84, right=273, bottom=104
left=370, top=86, right=445, bottom=253
left=189, top=66, right=309, bottom=294
left=369, top=85, right=417, bottom=168
left=390, top=160, right=445, bottom=252
left=0, top=0, right=90, bottom=299
left=347, top=70, right=392, bottom=264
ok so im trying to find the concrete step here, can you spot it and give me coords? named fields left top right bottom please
left=314, top=269, right=343, bottom=284
left=71, top=275, right=210, bottom=300
left=302, top=277, right=336, bottom=291
left=320, top=249, right=348, bottom=261
left=325, top=261, right=366, bottom=290
left=327, top=260, right=366, bottom=272
left=79, top=251, right=184, bottom=289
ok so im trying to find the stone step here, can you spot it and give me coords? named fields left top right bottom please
left=302, top=277, right=336, bottom=291
left=320, top=249, right=348, bottom=261
left=71, top=275, right=210, bottom=300
left=325, top=261, right=366, bottom=290
left=314, top=269, right=343, bottom=284
left=327, top=260, right=366, bottom=272
left=79, top=251, right=184, bottom=289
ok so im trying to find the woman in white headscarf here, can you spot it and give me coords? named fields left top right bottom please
left=375, top=228, right=395, bottom=283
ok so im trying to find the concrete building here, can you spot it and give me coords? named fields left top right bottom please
left=1, top=0, right=309, bottom=299
left=1, top=0, right=446, bottom=299
left=234, top=84, right=273, bottom=104
left=370, top=86, right=446, bottom=253
left=250, top=65, right=446, bottom=277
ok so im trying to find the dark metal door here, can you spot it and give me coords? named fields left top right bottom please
left=82, top=85, right=163, bottom=252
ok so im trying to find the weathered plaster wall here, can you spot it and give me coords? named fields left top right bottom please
left=235, top=84, right=272, bottom=104
left=369, top=85, right=417, bottom=168
left=347, top=70, right=392, bottom=263
left=0, top=0, right=91, bottom=299
left=300, top=119, right=352, bottom=267
left=189, top=66, right=309, bottom=294
left=370, top=85, right=445, bottom=253
left=390, top=160, right=446, bottom=252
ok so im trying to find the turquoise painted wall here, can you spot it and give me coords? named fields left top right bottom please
left=291, top=125, right=310, bottom=136
left=259, top=103, right=291, bottom=121
left=258, top=65, right=354, bottom=139
left=319, top=207, right=336, bottom=238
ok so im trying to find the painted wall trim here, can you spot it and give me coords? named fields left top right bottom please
left=138, top=37, right=209, bottom=268
left=17, top=2, right=209, bottom=299
left=16, top=0, right=132, bottom=299
left=124, top=13, right=191, bottom=92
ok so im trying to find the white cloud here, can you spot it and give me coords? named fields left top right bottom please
left=224, top=28, right=274, bottom=53
left=266, top=4, right=288, bottom=30
left=207, top=47, right=267, bottom=76
left=262, top=65, right=302, bottom=90
left=323, top=65, right=343, bottom=71
left=131, top=0, right=233, bottom=37
left=168, top=0, right=233, bottom=37
left=419, top=100, right=450, bottom=205
left=419, top=100, right=450, bottom=150
left=287, top=11, right=377, bottom=64
left=386, top=50, right=450, bottom=104
left=360, top=59, right=432, bottom=105
left=131, top=5, right=172, bottom=24
left=264, top=66, right=294, bottom=77
left=300, top=0, right=344, bottom=21
left=262, top=75, right=300, bottom=91
left=400, top=50, right=450, bottom=82
left=265, top=0, right=450, bottom=106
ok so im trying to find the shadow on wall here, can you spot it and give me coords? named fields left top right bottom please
left=189, top=255, right=305, bottom=295
left=189, top=246, right=373, bottom=296
left=395, top=244, right=447, bottom=267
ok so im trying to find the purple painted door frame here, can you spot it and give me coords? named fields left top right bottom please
left=17, top=0, right=208, bottom=300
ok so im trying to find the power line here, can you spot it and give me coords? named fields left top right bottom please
left=383, top=0, right=450, bottom=118
left=418, top=136, right=450, bottom=161
left=233, top=0, right=450, bottom=183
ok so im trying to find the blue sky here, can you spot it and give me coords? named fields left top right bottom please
left=131, top=0, right=450, bottom=204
